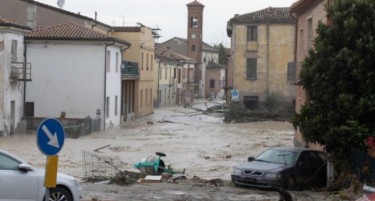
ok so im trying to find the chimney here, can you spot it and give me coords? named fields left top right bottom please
left=26, top=4, right=36, bottom=29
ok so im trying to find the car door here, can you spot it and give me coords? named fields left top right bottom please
left=0, top=152, right=39, bottom=201
left=294, top=151, right=317, bottom=185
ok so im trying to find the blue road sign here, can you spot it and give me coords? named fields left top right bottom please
left=232, top=89, right=239, bottom=101
left=37, top=118, right=65, bottom=156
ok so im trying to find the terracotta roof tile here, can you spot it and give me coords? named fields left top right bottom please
left=230, top=7, right=295, bottom=24
left=25, top=23, right=110, bottom=39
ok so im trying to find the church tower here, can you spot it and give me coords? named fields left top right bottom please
left=187, top=0, right=204, bottom=97
left=186, top=0, right=204, bottom=61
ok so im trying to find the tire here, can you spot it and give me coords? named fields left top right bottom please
left=284, top=176, right=295, bottom=190
left=47, top=187, right=73, bottom=201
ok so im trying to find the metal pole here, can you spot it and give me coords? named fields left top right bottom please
left=45, top=187, right=49, bottom=201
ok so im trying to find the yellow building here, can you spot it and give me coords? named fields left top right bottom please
left=113, top=26, right=155, bottom=119
left=227, top=7, right=296, bottom=108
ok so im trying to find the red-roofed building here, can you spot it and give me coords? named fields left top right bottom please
left=24, top=23, right=130, bottom=130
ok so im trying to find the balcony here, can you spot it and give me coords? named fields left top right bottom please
left=121, top=61, right=139, bottom=79
left=10, top=62, right=32, bottom=82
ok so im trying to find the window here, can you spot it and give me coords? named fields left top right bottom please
left=0, top=153, right=20, bottom=170
left=191, top=17, right=198, bottom=27
left=287, top=62, right=296, bottom=82
left=191, top=34, right=196, bottom=39
left=173, top=68, right=176, bottom=78
left=106, top=51, right=111, bottom=72
left=159, top=65, right=162, bottom=80
left=178, top=69, right=181, bottom=83
left=115, top=52, right=119, bottom=72
left=210, top=79, right=215, bottom=88
left=25, top=102, right=34, bottom=117
left=300, top=29, right=305, bottom=55
left=165, top=67, right=167, bottom=79
left=150, top=88, right=152, bottom=105
left=244, top=96, right=258, bottom=109
left=307, top=17, right=313, bottom=50
left=246, top=58, right=257, bottom=79
left=146, top=53, right=149, bottom=70
left=146, top=89, right=148, bottom=106
left=106, top=97, right=109, bottom=117
left=115, top=96, right=118, bottom=116
left=11, top=40, right=17, bottom=62
left=141, top=52, right=144, bottom=70
left=151, top=55, right=154, bottom=71
left=140, top=90, right=143, bottom=107
left=247, top=26, right=258, bottom=41
left=191, top=45, right=196, bottom=51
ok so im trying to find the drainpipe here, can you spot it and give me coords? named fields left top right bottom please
left=156, top=58, right=161, bottom=108
left=103, top=41, right=115, bottom=130
left=266, top=20, right=270, bottom=96
left=23, top=43, right=27, bottom=117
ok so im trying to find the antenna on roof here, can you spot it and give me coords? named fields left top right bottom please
left=57, top=0, right=65, bottom=8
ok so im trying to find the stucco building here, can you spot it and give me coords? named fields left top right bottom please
left=0, top=18, right=31, bottom=136
left=155, top=45, right=196, bottom=107
left=112, top=26, right=156, bottom=119
left=227, top=7, right=296, bottom=108
left=291, top=0, right=333, bottom=148
left=25, top=23, right=130, bottom=130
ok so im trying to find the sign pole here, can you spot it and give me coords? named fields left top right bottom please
left=36, top=118, right=65, bottom=201
left=45, top=188, right=49, bottom=201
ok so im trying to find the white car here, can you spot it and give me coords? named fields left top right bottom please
left=0, top=149, right=81, bottom=201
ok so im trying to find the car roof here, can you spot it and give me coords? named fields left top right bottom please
left=268, top=147, right=325, bottom=154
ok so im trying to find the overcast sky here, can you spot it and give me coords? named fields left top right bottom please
left=36, top=0, right=297, bottom=47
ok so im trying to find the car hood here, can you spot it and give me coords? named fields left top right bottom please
left=237, top=160, right=292, bottom=172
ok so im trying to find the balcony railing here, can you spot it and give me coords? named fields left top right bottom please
left=121, top=61, right=139, bottom=79
left=10, top=62, right=32, bottom=81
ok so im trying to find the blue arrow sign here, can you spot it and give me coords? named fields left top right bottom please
left=37, top=118, right=65, bottom=156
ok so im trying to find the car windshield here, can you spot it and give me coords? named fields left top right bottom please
left=255, top=149, right=298, bottom=165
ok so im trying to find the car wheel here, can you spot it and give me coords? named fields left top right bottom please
left=47, top=187, right=73, bottom=201
left=284, top=176, right=295, bottom=190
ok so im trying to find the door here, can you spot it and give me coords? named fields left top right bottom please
left=10, top=101, right=15, bottom=134
left=0, top=153, right=39, bottom=201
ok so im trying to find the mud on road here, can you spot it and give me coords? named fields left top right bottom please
left=0, top=101, right=338, bottom=200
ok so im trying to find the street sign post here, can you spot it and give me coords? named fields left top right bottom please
left=36, top=118, right=65, bottom=201
left=37, top=118, right=65, bottom=156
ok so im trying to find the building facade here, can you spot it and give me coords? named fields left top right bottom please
left=155, top=45, right=196, bottom=107
left=291, top=0, right=332, bottom=148
left=0, top=18, right=31, bottom=136
left=25, top=23, right=130, bottom=130
left=112, top=26, right=155, bottom=119
left=227, top=7, right=296, bottom=108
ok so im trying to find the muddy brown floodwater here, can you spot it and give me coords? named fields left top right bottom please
left=0, top=101, right=338, bottom=201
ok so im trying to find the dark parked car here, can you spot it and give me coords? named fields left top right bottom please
left=231, top=147, right=327, bottom=190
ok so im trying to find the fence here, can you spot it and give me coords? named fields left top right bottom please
left=82, top=150, right=125, bottom=179
left=351, top=149, right=375, bottom=185
left=23, top=116, right=101, bottom=138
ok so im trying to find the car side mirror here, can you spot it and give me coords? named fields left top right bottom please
left=248, top=157, right=255, bottom=162
left=18, top=163, right=33, bottom=173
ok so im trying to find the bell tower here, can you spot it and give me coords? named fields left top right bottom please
left=186, top=0, right=204, bottom=62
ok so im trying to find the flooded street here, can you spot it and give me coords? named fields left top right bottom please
left=0, top=101, right=336, bottom=200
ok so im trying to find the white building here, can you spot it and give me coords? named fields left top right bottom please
left=25, top=23, right=130, bottom=130
left=0, top=18, right=31, bottom=136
